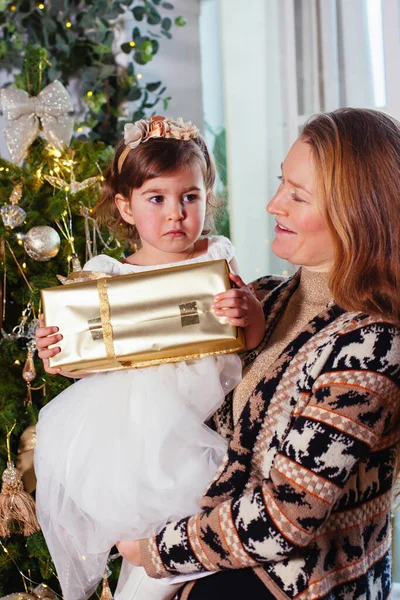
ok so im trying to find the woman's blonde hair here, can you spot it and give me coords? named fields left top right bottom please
left=94, top=135, right=218, bottom=243
left=301, top=108, right=400, bottom=323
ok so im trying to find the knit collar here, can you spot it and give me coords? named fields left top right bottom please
left=297, top=267, right=332, bottom=305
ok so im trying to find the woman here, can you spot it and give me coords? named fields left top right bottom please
left=119, top=107, right=400, bottom=599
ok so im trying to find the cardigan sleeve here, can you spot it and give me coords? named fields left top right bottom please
left=139, top=322, right=400, bottom=578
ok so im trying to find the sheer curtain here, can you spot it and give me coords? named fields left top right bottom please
left=200, top=0, right=400, bottom=583
left=200, top=0, right=399, bottom=281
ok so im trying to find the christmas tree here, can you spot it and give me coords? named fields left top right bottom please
left=0, top=1, right=185, bottom=596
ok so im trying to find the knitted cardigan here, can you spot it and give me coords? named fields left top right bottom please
left=140, top=271, right=400, bottom=600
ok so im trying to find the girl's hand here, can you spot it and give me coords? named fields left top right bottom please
left=35, top=314, right=63, bottom=375
left=116, top=540, right=142, bottom=566
left=212, top=273, right=265, bottom=350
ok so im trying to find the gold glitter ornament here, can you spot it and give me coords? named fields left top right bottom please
left=24, top=226, right=60, bottom=261
left=0, top=583, right=57, bottom=599
left=21, top=345, right=45, bottom=407
left=1, top=183, right=26, bottom=229
left=16, top=425, right=37, bottom=494
left=44, top=170, right=102, bottom=195
left=99, top=572, right=113, bottom=600
left=22, top=347, right=36, bottom=384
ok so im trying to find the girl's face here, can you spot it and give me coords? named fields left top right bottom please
left=115, top=163, right=207, bottom=262
left=267, top=139, right=335, bottom=271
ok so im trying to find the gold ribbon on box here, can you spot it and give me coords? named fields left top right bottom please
left=41, top=259, right=244, bottom=376
left=97, top=278, right=120, bottom=366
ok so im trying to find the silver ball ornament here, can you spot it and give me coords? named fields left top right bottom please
left=24, top=226, right=61, bottom=262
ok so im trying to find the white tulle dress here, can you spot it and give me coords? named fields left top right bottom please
left=35, top=236, right=242, bottom=600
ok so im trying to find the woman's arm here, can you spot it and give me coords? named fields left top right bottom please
left=135, top=322, right=400, bottom=577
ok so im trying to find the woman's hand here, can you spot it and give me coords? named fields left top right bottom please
left=212, top=273, right=265, bottom=350
left=116, top=540, right=142, bottom=566
left=35, top=314, right=63, bottom=375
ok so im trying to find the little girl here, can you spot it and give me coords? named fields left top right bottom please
left=34, top=116, right=265, bottom=600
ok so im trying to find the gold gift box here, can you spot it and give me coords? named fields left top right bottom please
left=41, top=259, right=244, bottom=376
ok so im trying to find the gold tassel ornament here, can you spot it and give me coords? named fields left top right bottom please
left=22, top=343, right=46, bottom=407
left=0, top=424, right=40, bottom=537
left=100, top=571, right=113, bottom=600
left=16, top=425, right=37, bottom=494
left=22, top=347, right=36, bottom=406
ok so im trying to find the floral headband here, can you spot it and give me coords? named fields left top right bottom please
left=117, top=115, right=200, bottom=174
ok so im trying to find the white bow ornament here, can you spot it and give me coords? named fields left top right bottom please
left=0, top=80, right=74, bottom=164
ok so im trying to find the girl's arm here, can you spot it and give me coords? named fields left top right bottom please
left=35, top=314, right=83, bottom=378
left=213, top=273, right=265, bottom=350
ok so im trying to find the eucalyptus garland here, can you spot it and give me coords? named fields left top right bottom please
left=0, top=0, right=187, bottom=145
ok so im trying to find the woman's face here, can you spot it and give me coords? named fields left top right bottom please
left=267, top=139, right=335, bottom=271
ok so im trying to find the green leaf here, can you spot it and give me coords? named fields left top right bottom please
left=132, top=26, right=140, bottom=38
left=132, top=5, right=145, bottom=21
left=146, top=81, right=161, bottom=92
left=162, top=2, right=174, bottom=9
left=161, top=17, right=171, bottom=31
left=133, top=50, right=147, bottom=65
left=151, top=39, right=159, bottom=54
left=161, top=30, right=172, bottom=39
left=147, top=9, right=161, bottom=25
left=120, top=42, right=133, bottom=54
left=175, top=15, right=187, bottom=26
left=128, top=87, right=142, bottom=101
left=108, top=5, right=125, bottom=18
left=141, top=40, right=153, bottom=58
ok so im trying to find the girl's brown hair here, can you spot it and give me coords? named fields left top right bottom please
left=301, top=107, right=400, bottom=323
left=94, top=134, right=217, bottom=243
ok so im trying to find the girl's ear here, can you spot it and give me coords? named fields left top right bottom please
left=115, top=193, right=135, bottom=225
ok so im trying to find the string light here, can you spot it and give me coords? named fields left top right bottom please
left=66, top=21, right=72, bottom=27
left=130, top=41, right=136, bottom=47
left=137, top=73, right=143, bottom=79
left=0, top=539, right=63, bottom=599
left=10, top=5, right=16, bottom=10
left=22, top=262, right=27, bottom=269
left=38, top=2, right=45, bottom=8
left=87, top=91, right=93, bottom=97
left=77, top=127, right=83, bottom=132
left=14, top=360, right=20, bottom=365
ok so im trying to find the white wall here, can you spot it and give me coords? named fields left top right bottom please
left=127, top=0, right=204, bottom=128
left=217, top=0, right=287, bottom=282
